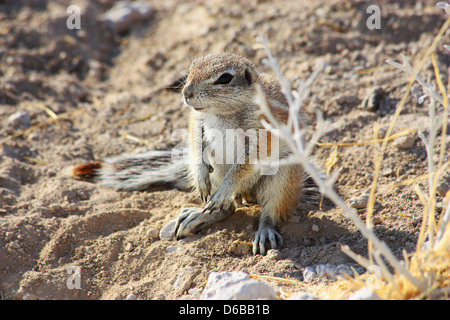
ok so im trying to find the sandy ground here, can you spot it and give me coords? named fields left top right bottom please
left=0, top=0, right=449, bottom=300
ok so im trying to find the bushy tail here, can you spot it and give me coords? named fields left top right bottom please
left=72, top=150, right=190, bottom=191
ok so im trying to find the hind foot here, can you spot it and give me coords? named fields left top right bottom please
left=252, top=224, right=283, bottom=255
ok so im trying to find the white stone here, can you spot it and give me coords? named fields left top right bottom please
left=266, top=249, right=282, bottom=260
left=126, top=293, right=137, bottom=300
left=303, top=266, right=317, bottom=283
left=159, top=219, right=177, bottom=239
left=173, top=267, right=196, bottom=293
left=315, top=264, right=352, bottom=280
left=287, top=292, right=318, bottom=300
left=8, top=111, right=31, bottom=128
left=349, top=189, right=370, bottom=209
left=99, top=1, right=152, bottom=34
left=200, top=271, right=276, bottom=300
left=166, top=246, right=184, bottom=253
left=146, top=227, right=159, bottom=239
left=394, top=135, right=415, bottom=149
left=348, top=287, right=382, bottom=300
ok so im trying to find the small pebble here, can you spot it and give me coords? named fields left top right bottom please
left=230, top=242, right=251, bottom=256
left=436, top=173, right=450, bottom=197
left=376, top=127, right=387, bottom=139
left=188, top=287, right=203, bottom=299
left=315, top=264, right=352, bottom=280
left=166, top=246, right=184, bottom=253
left=159, top=219, right=177, bottom=239
left=146, top=227, right=159, bottom=239
left=266, top=249, right=282, bottom=260
left=303, top=267, right=317, bottom=283
left=361, top=86, right=383, bottom=111
left=173, top=267, right=196, bottom=293
left=349, top=190, right=370, bottom=209
left=372, top=217, right=382, bottom=225
left=287, top=292, right=318, bottom=300
left=348, top=287, right=382, bottom=300
left=336, top=94, right=360, bottom=106
left=311, top=224, right=320, bottom=232
left=126, top=293, right=137, bottom=300
left=10, top=241, right=21, bottom=249
left=8, top=111, right=31, bottom=128
left=381, top=168, right=393, bottom=176
left=200, top=271, right=276, bottom=300
left=393, top=135, right=415, bottom=149
left=99, top=1, right=152, bottom=34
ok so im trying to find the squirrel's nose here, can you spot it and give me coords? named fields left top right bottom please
left=183, top=85, right=194, bottom=102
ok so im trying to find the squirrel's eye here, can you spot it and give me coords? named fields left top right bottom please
left=214, top=73, right=234, bottom=85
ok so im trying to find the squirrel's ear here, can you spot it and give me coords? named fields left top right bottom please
left=244, top=68, right=253, bottom=86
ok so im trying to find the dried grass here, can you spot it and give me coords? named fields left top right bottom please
left=255, top=12, right=450, bottom=299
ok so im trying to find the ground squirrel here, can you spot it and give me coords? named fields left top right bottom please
left=73, top=52, right=311, bottom=255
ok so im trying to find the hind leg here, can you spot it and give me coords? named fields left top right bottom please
left=253, top=165, right=303, bottom=255
left=175, top=203, right=235, bottom=239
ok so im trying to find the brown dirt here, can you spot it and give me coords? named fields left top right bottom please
left=0, top=0, right=448, bottom=300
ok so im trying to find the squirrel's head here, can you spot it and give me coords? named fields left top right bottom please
left=182, top=52, right=258, bottom=115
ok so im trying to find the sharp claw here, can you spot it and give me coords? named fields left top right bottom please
left=252, top=238, right=259, bottom=255
left=208, top=204, right=216, bottom=214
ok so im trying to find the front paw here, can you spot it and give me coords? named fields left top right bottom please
left=175, top=205, right=233, bottom=239
left=194, top=165, right=212, bottom=202
left=196, top=175, right=211, bottom=202
left=202, top=186, right=234, bottom=215
left=175, top=207, right=204, bottom=239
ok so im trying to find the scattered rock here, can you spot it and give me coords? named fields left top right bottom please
left=166, top=246, right=184, bottom=253
left=200, top=271, right=276, bottom=300
left=230, top=241, right=251, bottom=256
left=349, top=189, right=370, bottom=209
left=125, top=242, right=133, bottom=252
left=287, top=292, right=318, bottom=300
left=336, top=94, right=360, bottom=106
left=99, top=1, right=153, bottom=34
left=266, top=249, right=282, bottom=260
left=9, top=240, right=21, bottom=249
left=173, top=267, right=196, bottom=293
left=188, top=287, right=203, bottom=299
left=303, top=266, right=318, bottom=283
left=372, top=216, right=382, bottom=225
left=436, top=172, right=450, bottom=197
left=126, top=293, right=137, bottom=300
left=311, top=224, right=320, bottom=232
left=393, top=135, right=415, bottom=149
left=361, top=86, right=384, bottom=111
left=376, top=127, right=387, bottom=139
left=159, top=219, right=177, bottom=239
left=381, top=168, right=393, bottom=176
left=8, top=111, right=31, bottom=128
left=146, top=227, right=159, bottom=239
left=315, top=264, right=352, bottom=280
left=348, top=287, right=382, bottom=300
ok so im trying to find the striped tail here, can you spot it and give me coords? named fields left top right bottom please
left=72, top=150, right=189, bottom=191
